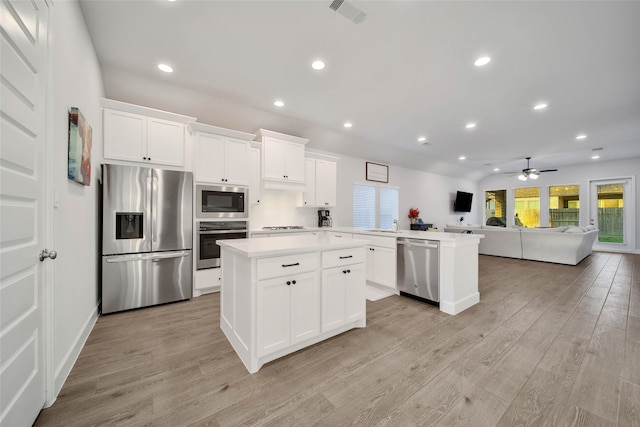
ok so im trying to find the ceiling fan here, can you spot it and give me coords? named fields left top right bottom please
left=509, top=157, right=558, bottom=181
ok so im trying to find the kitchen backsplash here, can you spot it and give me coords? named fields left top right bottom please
left=248, top=190, right=322, bottom=230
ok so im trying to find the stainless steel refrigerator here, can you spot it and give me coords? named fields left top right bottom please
left=101, top=164, right=193, bottom=314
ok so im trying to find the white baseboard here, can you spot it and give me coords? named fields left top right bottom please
left=440, top=292, right=480, bottom=315
left=52, top=302, right=99, bottom=403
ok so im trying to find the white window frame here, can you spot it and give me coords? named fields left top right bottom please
left=352, top=182, right=399, bottom=229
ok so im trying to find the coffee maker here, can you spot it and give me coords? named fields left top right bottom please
left=318, top=210, right=332, bottom=227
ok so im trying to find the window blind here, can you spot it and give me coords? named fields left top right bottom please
left=353, top=183, right=376, bottom=228
left=379, top=186, right=399, bottom=229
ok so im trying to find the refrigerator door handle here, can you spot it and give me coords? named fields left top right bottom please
left=148, top=172, right=157, bottom=245
left=105, top=251, right=191, bottom=263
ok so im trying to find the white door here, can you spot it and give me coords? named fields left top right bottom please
left=224, top=137, right=249, bottom=185
left=589, top=178, right=635, bottom=252
left=0, top=0, right=51, bottom=425
left=290, top=272, right=320, bottom=344
left=321, top=267, right=346, bottom=332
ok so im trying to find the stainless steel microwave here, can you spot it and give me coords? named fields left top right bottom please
left=196, top=184, right=248, bottom=219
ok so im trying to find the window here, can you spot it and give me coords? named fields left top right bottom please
left=353, top=183, right=399, bottom=229
left=379, top=187, right=399, bottom=229
left=549, top=185, right=579, bottom=227
left=514, top=187, right=539, bottom=228
left=485, top=190, right=507, bottom=226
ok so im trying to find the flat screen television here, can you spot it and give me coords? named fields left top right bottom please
left=454, top=191, right=473, bottom=212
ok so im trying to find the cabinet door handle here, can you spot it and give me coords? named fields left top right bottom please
left=282, top=262, right=300, bottom=268
left=347, top=269, right=351, bottom=273
left=343, top=270, right=347, bottom=274
left=292, top=280, right=296, bottom=285
left=339, top=255, right=353, bottom=259
left=286, top=281, right=291, bottom=286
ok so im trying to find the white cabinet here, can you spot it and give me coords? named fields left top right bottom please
left=301, top=157, right=338, bottom=207
left=190, top=122, right=255, bottom=185
left=102, top=99, right=195, bottom=168
left=263, top=137, right=305, bottom=182
left=322, top=262, right=365, bottom=332
left=255, top=129, right=308, bottom=190
left=219, top=238, right=367, bottom=373
left=194, top=133, right=249, bottom=185
left=353, top=233, right=397, bottom=291
left=315, top=159, right=337, bottom=207
left=302, top=158, right=316, bottom=207
left=249, top=147, right=261, bottom=205
left=366, top=245, right=397, bottom=290
left=257, top=271, right=319, bottom=357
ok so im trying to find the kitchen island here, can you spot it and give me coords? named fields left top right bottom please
left=251, top=227, right=484, bottom=316
left=218, top=234, right=369, bottom=373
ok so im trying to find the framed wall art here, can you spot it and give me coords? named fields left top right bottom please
left=68, top=107, right=92, bottom=186
left=366, top=161, right=388, bottom=183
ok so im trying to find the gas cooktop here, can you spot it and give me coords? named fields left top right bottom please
left=262, top=226, right=305, bottom=230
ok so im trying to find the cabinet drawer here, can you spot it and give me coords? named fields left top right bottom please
left=257, top=252, right=318, bottom=280
left=326, top=232, right=353, bottom=239
left=322, top=247, right=365, bottom=269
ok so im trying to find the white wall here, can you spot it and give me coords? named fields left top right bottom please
left=334, top=154, right=479, bottom=230
left=251, top=153, right=479, bottom=230
left=50, top=1, right=104, bottom=396
left=479, top=157, right=640, bottom=252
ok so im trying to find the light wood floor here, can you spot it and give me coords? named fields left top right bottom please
left=36, top=251, right=640, bottom=426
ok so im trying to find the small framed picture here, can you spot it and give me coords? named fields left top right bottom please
left=366, top=162, right=388, bottom=183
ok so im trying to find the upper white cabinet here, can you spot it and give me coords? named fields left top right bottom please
left=316, top=159, right=337, bottom=207
left=190, top=122, right=255, bottom=186
left=302, top=158, right=316, bottom=206
left=255, top=129, right=308, bottom=191
left=102, top=99, right=195, bottom=168
left=300, top=154, right=339, bottom=207
left=248, top=147, right=261, bottom=205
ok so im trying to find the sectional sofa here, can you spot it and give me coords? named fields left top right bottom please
left=443, top=224, right=598, bottom=265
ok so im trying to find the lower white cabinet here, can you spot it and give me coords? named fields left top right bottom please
left=321, top=263, right=365, bottom=332
left=366, top=245, right=397, bottom=290
left=257, top=271, right=319, bottom=357
left=219, top=238, right=367, bottom=373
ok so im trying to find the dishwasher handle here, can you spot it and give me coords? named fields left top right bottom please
left=397, top=239, right=439, bottom=249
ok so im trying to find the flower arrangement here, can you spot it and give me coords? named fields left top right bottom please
left=408, top=208, right=420, bottom=219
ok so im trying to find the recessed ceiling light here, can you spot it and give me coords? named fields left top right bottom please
left=576, top=134, right=587, bottom=140
left=343, top=122, right=352, bottom=128
left=474, top=56, right=491, bottom=67
left=493, top=168, right=500, bottom=172
left=533, top=103, right=548, bottom=110
left=459, top=156, right=466, bottom=160
left=417, top=136, right=426, bottom=142
left=312, top=60, right=325, bottom=70
left=592, top=155, right=600, bottom=159
left=465, top=122, right=476, bottom=129
left=157, top=63, right=173, bottom=73
left=273, top=100, right=284, bottom=107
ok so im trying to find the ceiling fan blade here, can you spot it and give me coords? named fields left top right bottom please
left=539, top=169, right=558, bottom=172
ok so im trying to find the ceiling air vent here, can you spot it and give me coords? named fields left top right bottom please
left=329, top=0, right=367, bottom=24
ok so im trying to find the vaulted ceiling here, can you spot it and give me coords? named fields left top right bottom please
left=79, top=0, right=640, bottom=180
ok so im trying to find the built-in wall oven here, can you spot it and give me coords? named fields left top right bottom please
left=196, top=184, right=248, bottom=219
left=197, top=221, right=248, bottom=270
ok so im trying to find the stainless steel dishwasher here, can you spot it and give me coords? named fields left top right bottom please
left=396, top=238, right=439, bottom=305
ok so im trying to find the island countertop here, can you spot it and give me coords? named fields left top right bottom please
left=249, top=226, right=483, bottom=244
left=217, top=234, right=370, bottom=258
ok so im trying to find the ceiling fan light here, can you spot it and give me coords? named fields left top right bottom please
left=518, top=174, right=527, bottom=181
left=529, top=172, right=539, bottom=179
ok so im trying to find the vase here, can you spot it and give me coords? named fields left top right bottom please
left=410, top=218, right=417, bottom=224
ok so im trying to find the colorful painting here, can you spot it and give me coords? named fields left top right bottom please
left=68, top=107, right=92, bottom=185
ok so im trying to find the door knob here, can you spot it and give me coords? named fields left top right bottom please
left=39, top=249, right=58, bottom=262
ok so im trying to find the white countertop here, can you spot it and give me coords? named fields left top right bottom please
left=250, top=226, right=483, bottom=242
left=218, top=234, right=369, bottom=258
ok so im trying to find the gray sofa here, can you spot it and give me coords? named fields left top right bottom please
left=443, top=224, right=598, bottom=265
